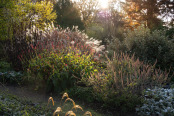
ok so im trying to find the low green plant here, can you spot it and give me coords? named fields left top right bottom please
left=0, top=92, right=53, bottom=115
left=136, top=87, right=174, bottom=116
left=0, top=61, right=11, bottom=72
left=0, top=71, right=23, bottom=85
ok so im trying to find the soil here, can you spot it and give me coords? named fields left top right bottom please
left=0, top=83, right=54, bottom=103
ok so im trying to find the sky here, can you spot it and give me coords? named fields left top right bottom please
left=72, top=0, right=125, bottom=10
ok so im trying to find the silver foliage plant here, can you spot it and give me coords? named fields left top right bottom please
left=136, top=87, right=174, bottom=116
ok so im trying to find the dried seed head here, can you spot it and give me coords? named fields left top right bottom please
left=53, top=107, right=62, bottom=116
left=62, top=92, right=69, bottom=100
left=65, top=111, right=76, bottom=116
left=72, top=105, right=83, bottom=111
left=64, top=98, right=76, bottom=107
left=48, top=97, right=54, bottom=106
left=84, top=111, right=92, bottom=116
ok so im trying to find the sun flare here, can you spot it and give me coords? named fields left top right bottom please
left=98, top=0, right=109, bottom=9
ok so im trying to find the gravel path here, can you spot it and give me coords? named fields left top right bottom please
left=0, top=83, right=51, bottom=103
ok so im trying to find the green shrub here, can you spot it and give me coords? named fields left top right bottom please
left=0, top=71, right=23, bottom=85
left=28, top=47, right=98, bottom=92
left=108, top=26, right=174, bottom=76
left=68, top=86, right=95, bottom=103
left=124, top=27, right=174, bottom=73
left=0, top=61, right=11, bottom=72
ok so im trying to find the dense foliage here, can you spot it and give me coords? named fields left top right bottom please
left=28, top=48, right=98, bottom=92
left=109, top=27, right=174, bottom=75
left=0, top=0, right=173, bottom=115
left=54, top=0, right=85, bottom=30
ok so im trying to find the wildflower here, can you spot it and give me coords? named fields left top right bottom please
left=38, top=54, right=42, bottom=59
left=31, top=44, right=34, bottom=49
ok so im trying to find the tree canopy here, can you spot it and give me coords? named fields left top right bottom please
left=54, top=0, right=85, bottom=30
left=0, top=0, right=56, bottom=40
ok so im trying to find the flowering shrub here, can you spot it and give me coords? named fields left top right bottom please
left=84, top=53, right=169, bottom=112
left=136, top=87, right=174, bottom=116
left=28, top=47, right=98, bottom=92
left=17, top=24, right=105, bottom=68
left=26, top=24, right=105, bottom=56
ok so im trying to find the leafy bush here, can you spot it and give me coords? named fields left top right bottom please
left=136, top=87, right=174, bottom=116
left=108, top=27, right=174, bottom=76
left=0, top=71, right=23, bottom=85
left=28, top=47, right=98, bottom=92
left=16, top=24, right=104, bottom=71
left=20, top=25, right=104, bottom=92
left=84, top=53, right=169, bottom=112
left=2, top=0, right=56, bottom=70
left=0, top=61, right=11, bottom=72
left=68, top=86, right=96, bottom=103
left=124, top=27, right=174, bottom=73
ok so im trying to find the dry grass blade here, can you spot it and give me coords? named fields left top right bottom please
left=84, top=111, right=92, bottom=116
left=47, top=97, right=54, bottom=106
left=72, top=105, right=83, bottom=111
left=65, top=110, right=76, bottom=116
left=64, top=98, right=76, bottom=107
left=62, top=92, right=69, bottom=100
left=53, top=107, right=62, bottom=116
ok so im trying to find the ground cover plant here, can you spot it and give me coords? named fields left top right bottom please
left=136, top=87, right=174, bottom=116
left=0, top=92, right=53, bottom=115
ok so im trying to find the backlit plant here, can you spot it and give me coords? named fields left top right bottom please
left=85, top=53, right=169, bottom=112
left=28, top=46, right=98, bottom=92
left=48, top=93, right=92, bottom=116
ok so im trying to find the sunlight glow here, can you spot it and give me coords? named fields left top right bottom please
left=98, top=0, right=109, bottom=9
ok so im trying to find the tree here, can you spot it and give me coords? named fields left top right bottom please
left=122, top=0, right=163, bottom=30
left=0, top=0, right=56, bottom=40
left=0, top=0, right=15, bottom=40
left=75, top=0, right=99, bottom=28
left=86, top=0, right=125, bottom=45
left=158, top=0, right=174, bottom=25
left=54, top=0, right=85, bottom=30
